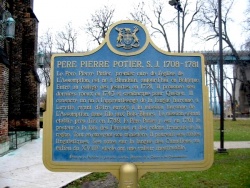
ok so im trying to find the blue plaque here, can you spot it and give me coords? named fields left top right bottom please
left=43, top=20, right=213, bottom=174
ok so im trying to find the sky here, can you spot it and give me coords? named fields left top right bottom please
left=33, top=0, right=249, bottom=52
left=34, top=0, right=248, bottom=98
left=33, top=0, right=145, bottom=51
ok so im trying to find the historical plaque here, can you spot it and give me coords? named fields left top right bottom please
left=43, top=20, right=213, bottom=178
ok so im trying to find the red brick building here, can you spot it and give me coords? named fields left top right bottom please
left=0, top=0, right=40, bottom=155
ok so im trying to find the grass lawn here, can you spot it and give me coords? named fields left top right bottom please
left=63, top=119, right=250, bottom=188
left=214, top=119, right=250, bottom=141
left=139, top=149, right=250, bottom=188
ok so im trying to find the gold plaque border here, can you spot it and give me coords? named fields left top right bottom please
left=43, top=20, right=214, bottom=180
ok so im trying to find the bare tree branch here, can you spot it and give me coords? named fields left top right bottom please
left=84, top=5, right=115, bottom=46
left=38, top=29, right=54, bottom=88
left=55, top=22, right=78, bottom=53
left=130, top=0, right=203, bottom=52
left=199, top=0, right=250, bottom=117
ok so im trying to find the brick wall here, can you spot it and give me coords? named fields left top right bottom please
left=0, top=0, right=9, bottom=150
left=8, top=0, right=23, bottom=130
left=21, top=11, right=40, bottom=130
left=9, top=1, right=40, bottom=133
left=0, top=0, right=40, bottom=154
left=0, top=63, right=9, bottom=144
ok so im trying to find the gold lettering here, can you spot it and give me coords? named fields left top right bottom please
left=57, top=61, right=77, bottom=68
left=80, top=61, right=109, bottom=67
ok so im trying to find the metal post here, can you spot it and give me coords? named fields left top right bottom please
left=215, top=64, right=218, bottom=114
left=217, top=0, right=227, bottom=153
left=119, top=163, right=138, bottom=188
left=169, top=0, right=182, bottom=53
left=178, top=9, right=180, bottom=53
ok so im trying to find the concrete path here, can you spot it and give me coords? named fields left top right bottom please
left=214, top=141, right=250, bottom=150
left=0, top=129, right=249, bottom=188
left=0, top=130, right=90, bottom=188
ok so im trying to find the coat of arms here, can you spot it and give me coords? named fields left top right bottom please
left=115, top=26, right=140, bottom=50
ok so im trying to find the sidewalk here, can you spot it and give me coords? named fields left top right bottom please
left=0, top=130, right=90, bottom=188
left=214, top=141, right=250, bottom=149
left=0, top=130, right=249, bottom=188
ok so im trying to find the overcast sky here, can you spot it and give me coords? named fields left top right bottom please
left=33, top=0, right=248, bottom=52
left=33, top=0, right=144, bottom=51
left=34, top=0, right=248, bottom=97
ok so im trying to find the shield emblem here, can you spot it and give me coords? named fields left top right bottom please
left=123, top=33, right=133, bottom=45
left=115, top=26, right=140, bottom=50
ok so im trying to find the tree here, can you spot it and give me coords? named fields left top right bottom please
left=199, top=0, right=250, bottom=119
left=55, top=22, right=79, bottom=53
left=246, top=0, right=250, bottom=29
left=38, top=29, right=54, bottom=89
left=243, top=0, right=250, bottom=49
left=130, top=2, right=148, bottom=25
left=38, top=22, right=81, bottom=92
left=130, top=0, right=203, bottom=52
left=131, top=0, right=174, bottom=52
left=179, top=0, right=203, bottom=52
left=204, top=52, right=238, bottom=119
left=205, top=63, right=221, bottom=114
left=84, top=5, right=115, bottom=47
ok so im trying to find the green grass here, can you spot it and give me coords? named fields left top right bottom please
left=214, top=119, right=250, bottom=141
left=63, top=149, right=250, bottom=188
left=139, top=149, right=250, bottom=188
left=63, top=119, right=250, bottom=188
